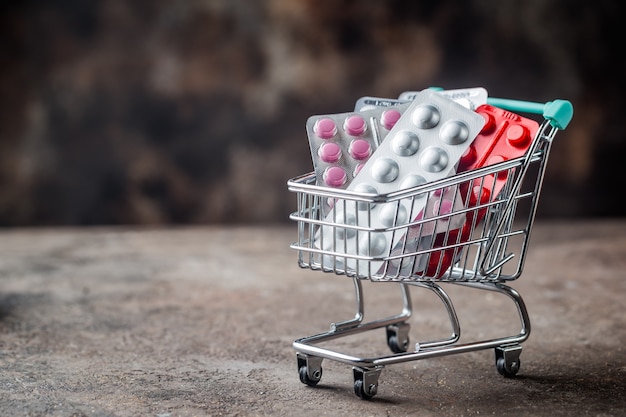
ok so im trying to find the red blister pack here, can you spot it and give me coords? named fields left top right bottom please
left=458, top=104, right=540, bottom=197
left=458, top=104, right=540, bottom=227
left=416, top=104, right=540, bottom=278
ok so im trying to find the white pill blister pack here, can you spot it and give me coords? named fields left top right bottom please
left=398, top=87, right=488, bottom=111
left=354, top=96, right=409, bottom=112
left=315, top=89, right=485, bottom=276
left=381, top=184, right=466, bottom=278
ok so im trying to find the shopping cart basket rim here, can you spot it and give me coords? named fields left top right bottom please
left=287, top=150, right=544, bottom=202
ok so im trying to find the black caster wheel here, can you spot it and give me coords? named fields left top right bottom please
left=495, top=345, right=522, bottom=378
left=496, top=357, right=520, bottom=378
left=352, top=367, right=381, bottom=400
left=354, top=378, right=376, bottom=400
left=297, top=354, right=323, bottom=386
left=299, top=365, right=322, bottom=386
left=387, top=334, right=408, bottom=353
left=386, top=323, right=410, bottom=354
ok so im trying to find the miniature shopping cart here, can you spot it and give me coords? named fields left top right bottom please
left=287, top=96, right=573, bottom=399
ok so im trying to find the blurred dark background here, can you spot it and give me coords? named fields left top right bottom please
left=0, top=0, right=623, bottom=226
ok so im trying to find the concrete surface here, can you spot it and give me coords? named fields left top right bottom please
left=0, top=221, right=625, bottom=416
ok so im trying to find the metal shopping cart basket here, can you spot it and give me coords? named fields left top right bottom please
left=287, top=96, right=573, bottom=399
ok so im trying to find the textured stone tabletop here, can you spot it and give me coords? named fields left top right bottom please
left=1, top=221, right=625, bottom=416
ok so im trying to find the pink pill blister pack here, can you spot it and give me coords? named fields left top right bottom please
left=306, top=104, right=410, bottom=193
left=315, top=89, right=485, bottom=274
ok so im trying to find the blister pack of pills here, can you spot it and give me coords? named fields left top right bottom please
left=355, top=87, right=488, bottom=114
left=315, top=89, right=486, bottom=275
left=306, top=104, right=410, bottom=193
left=407, top=103, right=542, bottom=278
left=380, top=184, right=466, bottom=278
left=458, top=103, right=540, bottom=199
left=454, top=103, right=541, bottom=253
left=399, top=87, right=488, bottom=110
left=353, top=89, right=484, bottom=276
left=354, top=97, right=409, bottom=112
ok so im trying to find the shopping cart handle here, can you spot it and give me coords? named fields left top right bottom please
left=486, top=97, right=574, bottom=130
left=427, top=87, right=573, bottom=130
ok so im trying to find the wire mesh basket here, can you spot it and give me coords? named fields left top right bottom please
left=289, top=118, right=558, bottom=282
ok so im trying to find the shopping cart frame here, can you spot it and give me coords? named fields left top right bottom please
left=287, top=97, right=573, bottom=399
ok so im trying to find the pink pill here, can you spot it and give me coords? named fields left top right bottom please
left=381, top=109, right=402, bottom=130
left=319, top=142, right=342, bottom=163
left=433, top=199, right=454, bottom=218
left=314, top=118, right=337, bottom=139
left=353, top=163, right=365, bottom=177
left=349, top=139, right=371, bottom=160
left=343, top=115, right=366, bottom=136
left=323, top=166, right=347, bottom=187
left=432, top=187, right=447, bottom=197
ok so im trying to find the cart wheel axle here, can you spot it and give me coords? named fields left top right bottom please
left=354, top=379, right=377, bottom=400
left=299, top=365, right=322, bottom=386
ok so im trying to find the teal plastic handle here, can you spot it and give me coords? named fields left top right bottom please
left=487, top=97, right=573, bottom=130
left=428, top=86, right=573, bottom=130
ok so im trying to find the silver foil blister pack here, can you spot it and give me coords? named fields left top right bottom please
left=315, top=89, right=485, bottom=275
left=398, top=87, right=488, bottom=110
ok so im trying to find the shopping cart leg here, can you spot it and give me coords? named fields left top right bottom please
left=329, top=278, right=365, bottom=332
left=385, top=283, right=412, bottom=353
